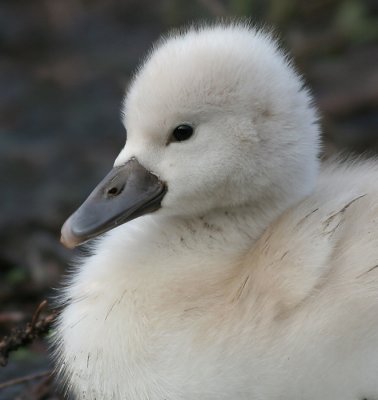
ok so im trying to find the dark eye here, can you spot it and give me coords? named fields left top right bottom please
left=171, top=124, right=193, bottom=142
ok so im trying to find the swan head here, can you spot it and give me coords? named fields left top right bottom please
left=61, top=23, right=320, bottom=248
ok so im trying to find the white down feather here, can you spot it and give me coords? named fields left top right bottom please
left=54, top=23, right=378, bottom=400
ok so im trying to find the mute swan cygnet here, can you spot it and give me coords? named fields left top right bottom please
left=57, top=24, right=378, bottom=399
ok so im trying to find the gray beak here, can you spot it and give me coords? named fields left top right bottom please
left=60, top=158, right=167, bottom=248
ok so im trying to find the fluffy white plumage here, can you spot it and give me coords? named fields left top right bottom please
left=54, top=23, right=378, bottom=399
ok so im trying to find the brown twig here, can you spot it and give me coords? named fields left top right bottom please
left=0, top=370, right=50, bottom=390
left=0, top=300, right=58, bottom=367
left=17, top=372, right=57, bottom=400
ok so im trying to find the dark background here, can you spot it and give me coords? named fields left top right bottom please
left=1, top=0, right=378, bottom=398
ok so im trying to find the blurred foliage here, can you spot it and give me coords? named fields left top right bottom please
left=148, top=0, right=378, bottom=44
left=5, top=269, right=28, bottom=285
left=335, top=0, right=378, bottom=42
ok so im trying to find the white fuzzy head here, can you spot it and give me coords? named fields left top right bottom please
left=115, top=23, right=320, bottom=218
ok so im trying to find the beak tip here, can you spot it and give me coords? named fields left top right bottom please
left=60, top=234, right=74, bottom=249
left=60, top=218, right=81, bottom=249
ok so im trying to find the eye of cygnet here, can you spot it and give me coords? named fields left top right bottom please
left=170, top=124, right=194, bottom=143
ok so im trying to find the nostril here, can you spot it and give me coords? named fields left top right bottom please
left=106, top=185, right=124, bottom=198
left=108, top=187, right=118, bottom=195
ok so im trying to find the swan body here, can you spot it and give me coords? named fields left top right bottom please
left=55, top=24, right=378, bottom=399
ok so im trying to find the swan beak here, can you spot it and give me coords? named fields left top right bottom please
left=60, top=158, right=167, bottom=249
